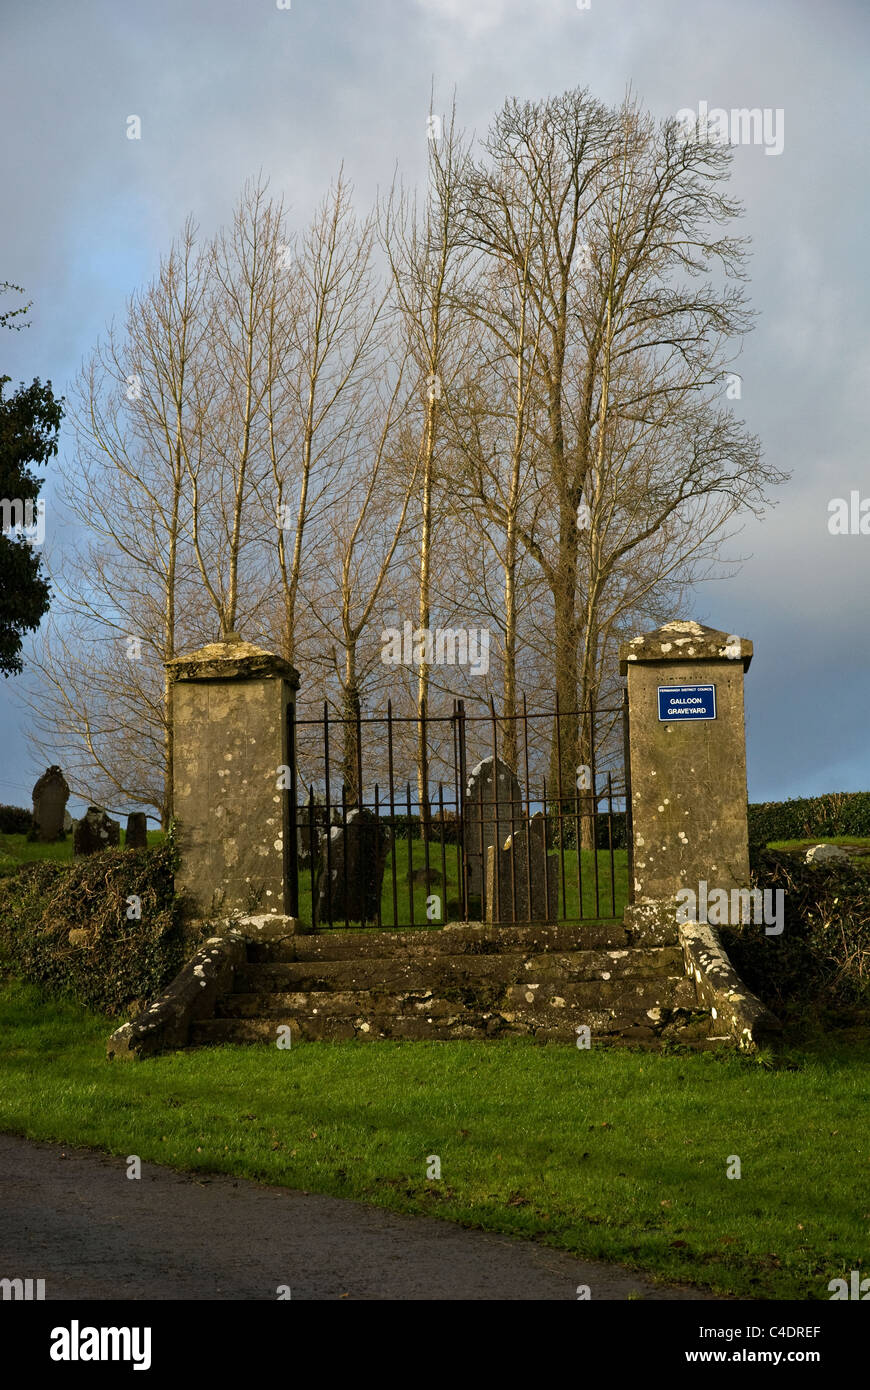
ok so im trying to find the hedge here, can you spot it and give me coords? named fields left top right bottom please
left=0, top=836, right=194, bottom=1016
left=302, top=793, right=870, bottom=855
left=747, top=791, right=870, bottom=847
left=720, top=849, right=870, bottom=1023
left=0, top=804, right=32, bottom=835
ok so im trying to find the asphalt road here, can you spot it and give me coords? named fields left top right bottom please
left=0, top=1133, right=716, bottom=1300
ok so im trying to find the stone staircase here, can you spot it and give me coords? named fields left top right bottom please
left=190, top=920, right=727, bottom=1049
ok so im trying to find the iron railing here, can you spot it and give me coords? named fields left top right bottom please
left=287, top=695, right=629, bottom=928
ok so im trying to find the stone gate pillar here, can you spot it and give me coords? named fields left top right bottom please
left=619, top=621, right=752, bottom=904
left=167, top=634, right=300, bottom=918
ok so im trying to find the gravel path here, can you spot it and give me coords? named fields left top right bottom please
left=0, top=1133, right=717, bottom=1301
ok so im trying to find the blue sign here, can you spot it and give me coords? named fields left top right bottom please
left=658, top=684, right=716, bottom=722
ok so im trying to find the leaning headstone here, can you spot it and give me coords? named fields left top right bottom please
left=30, top=765, right=70, bottom=843
left=464, top=756, right=523, bottom=899
left=485, top=812, right=559, bottom=923
left=63, top=810, right=73, bottom=833
left=314, top=807, right=391, bottom=925
left=125, top=812, right=148, bottom=849
left=73, top=807, right=121, bottom=857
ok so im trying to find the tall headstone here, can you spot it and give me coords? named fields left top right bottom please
left=167, top=634, right=299, bottom=917
left=314, top=808, right=391, bottom=926
left=125, top=812, right=148, bottom=849
left=74, top=807, right=121, bottom=856
left=464, top=756, right=523, bottom=900
left=30, top=765, right=70, bottom=842
left=619, top=621, right=752, bottom=903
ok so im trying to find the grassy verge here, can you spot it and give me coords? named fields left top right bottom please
left=297, top=840, right=628, bottom=926
left=0, top=974, right=866, bottom=1300
left=0, top=832, right=625, bottom=924
left=766, top=836, right=870, bottom=852
left=0, top=829, right=164, bottom=874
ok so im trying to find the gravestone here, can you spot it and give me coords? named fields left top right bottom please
left=74, top=807, right=121, bottom=856
left=30, top=765, right=69, bottom=842
left=125, top=812, right=148, bottom=849
left=314, top=808, right=391, bottom=925
left=464, top=756, right=523, bottom=899
left=485, top=811, right=559, bottom=923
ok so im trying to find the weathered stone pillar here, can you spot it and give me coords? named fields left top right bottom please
left=167, top=635, right=300, bottom=918
left=619, top=621, right=752, bottom=904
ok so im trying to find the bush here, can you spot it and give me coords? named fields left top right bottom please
left=0, top=805, right=32, bottom=835
left=0, top=836, right=191, bottom=1015
left=720, top=849, right=870, bottom=1024
left=747, top=790, right=870, bottom=848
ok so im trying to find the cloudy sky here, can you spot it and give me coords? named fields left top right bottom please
left=2, top=0, right=868, bottom=811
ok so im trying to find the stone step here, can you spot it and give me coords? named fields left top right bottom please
left=248, top=921, right=629, bottom=963
left=504, top=976, right=695, bottom=1013
left=218, top=989, right=482, bottom=1020
left=191, top=1012, right=504, bottom=1045
left=232, top=947, right=681, bottom=995
left=192, top=1002, right=712, bottom=1047
left=229, top=967, right=683, bottom=1011
left=217, top=977, right=696, bottom=1026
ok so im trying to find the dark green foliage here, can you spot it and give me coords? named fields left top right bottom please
left=0, top=838, right=188, bottom=1015
left=0, top=804, right=32, bottom=835
left=720, top=849, right=870, bottom=1023
left=747, top=790, right=870, bottom=849
left=0, top=373, right=63, bottom=676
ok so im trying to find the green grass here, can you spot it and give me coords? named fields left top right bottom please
left=767, top=836, right=870, bottom=852
left=0, top=829, right=164, bottom=875
left=0, top=973, right=866, bottom=1300
left=298, top=838, right=627, bottom=927
left=0, top=831, right=625, bottom=923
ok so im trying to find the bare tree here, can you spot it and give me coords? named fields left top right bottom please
left=25, top=219, right=212, bottom=822
left=464, top=89, right=785, bottom=806
left=301, top=341, right=419, bottom=799
left=380, top=101, right=476, bottom=826
left=183, top=178, right=284, bottom=640
left=266, top=172, right=388, bottom=667
left=440, top=202, right=545, bottom=770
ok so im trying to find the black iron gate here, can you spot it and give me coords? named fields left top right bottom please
left=287, top=696, right=628, bottom=929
